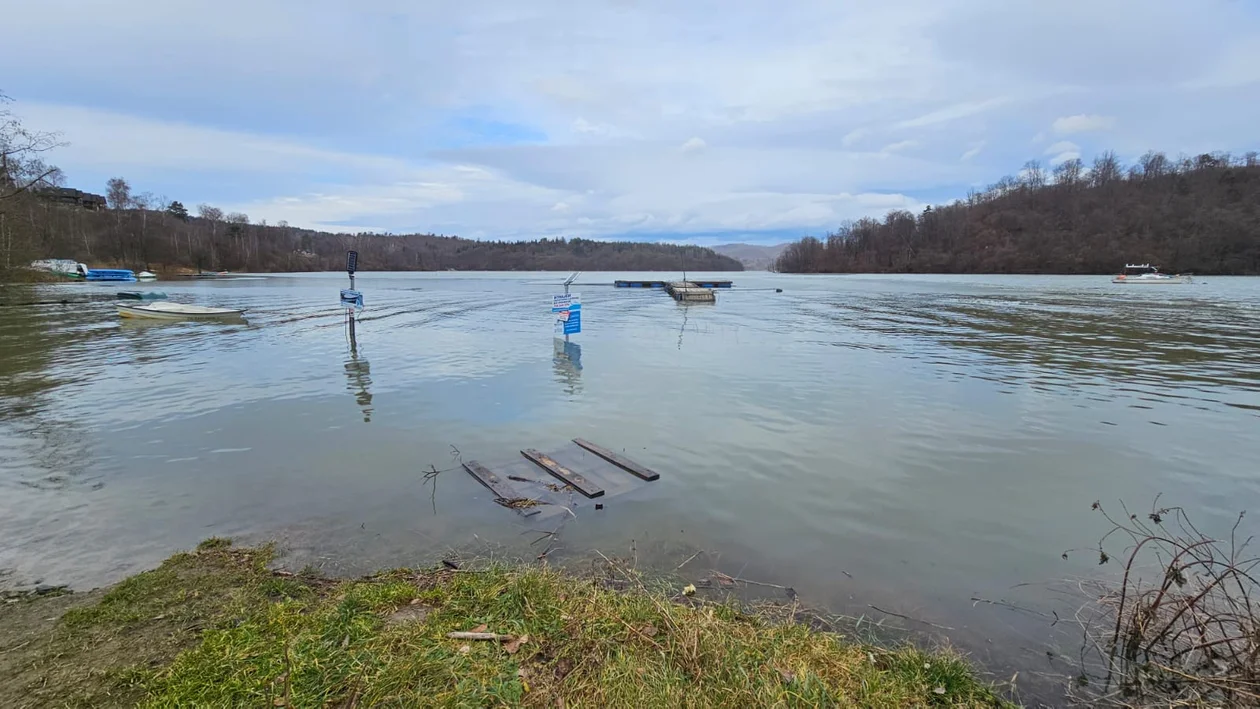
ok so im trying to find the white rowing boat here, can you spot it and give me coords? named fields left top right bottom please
left=116, top=301, right=246, bottom=320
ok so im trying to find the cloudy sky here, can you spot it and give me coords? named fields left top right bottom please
left=4, top=0, right=1258, bottom=244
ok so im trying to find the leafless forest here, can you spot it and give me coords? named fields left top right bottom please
left=776, top=151, right=1260, bottom=274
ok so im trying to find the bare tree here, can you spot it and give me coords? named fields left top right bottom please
left=195, top=204, right=224, bottom=270
left=1054, top=157, right=1084, bottom=186
left=1090, top=150, right=1123, bottom=187
left=106, top=177, right=132, bottom=209
left=0, top=92, right=65, bottom=201
left=196, top=204, right=223, bottom=222
left=1021, top=159, right=1046, bottom=189
left=1138, top=151, right=1169, bottom=181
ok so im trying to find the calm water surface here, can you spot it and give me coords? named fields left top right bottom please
left=3, top=272, right=1258, bottom=691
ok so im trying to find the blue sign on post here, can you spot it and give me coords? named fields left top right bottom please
left=341, top=289, right=364, bottom=310
left=552, top=293, right=581, bottom=336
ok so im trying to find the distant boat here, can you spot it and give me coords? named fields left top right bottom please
left=116, top=301, right=246, bottom=320
left=29, top=259, right=87, bottom=279
left=136, top=271, right=158, bottom=281
left=1112, top=264, right=1192, bottom=284
left=85, top=269, right=137, bottom=282
left=116, top=291, right=168, bottom=300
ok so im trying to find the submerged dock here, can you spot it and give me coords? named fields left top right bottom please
left=461, top=439, right=662, bottom=518
left=615, top=279, right=731, bottom=289
left=665, top=281, right=717, bottom=302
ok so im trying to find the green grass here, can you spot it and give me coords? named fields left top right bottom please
left=1, top=541, right=1012, bottom=708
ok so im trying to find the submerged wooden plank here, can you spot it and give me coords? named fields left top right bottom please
left=462, top=461, right=541, bottom=516
left=571, top=439, right=660, bottom=481
left=521, top=448, right=605, bottom=498
left=462, top=460, right=520, bottom=497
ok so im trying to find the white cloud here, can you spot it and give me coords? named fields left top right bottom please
left=840, top=128, right=869, bottom=148
left=16, top=102, right=417, bottom=180
left=960, top=142, right=985, bottom=161
left=895, top=97, right=1010, bottom=129
left=1044, top=140, right=1080, bottom=156
left=881, top=140, right=919, bottom=153
left=679, top=137, right=707, bottom=153
left=571, top=117, right=624, bottom=137
left=1052, top=114, right=1116, bottom=135
left=1049, top=150, right=1082, bottom=166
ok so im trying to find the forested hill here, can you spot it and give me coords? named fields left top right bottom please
left=775, top=151, right=1260, bottom=275
left=3, top=195, right=742, bottom=272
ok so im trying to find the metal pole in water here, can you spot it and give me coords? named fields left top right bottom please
left=562, top=271, right=580, bottom=344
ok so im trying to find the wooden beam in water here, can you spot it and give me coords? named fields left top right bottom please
left=572, top=439, right=660, bottom=481
left=521, top=449, right=605, bottom=498
left=462, top=461, right=541, bottom=516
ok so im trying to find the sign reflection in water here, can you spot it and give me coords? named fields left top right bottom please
left=553, top=339, right=582, bottom=396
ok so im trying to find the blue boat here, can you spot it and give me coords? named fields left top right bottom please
left=85, top=269, right=137, bottom=282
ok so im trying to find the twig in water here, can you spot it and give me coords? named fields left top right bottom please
left=420, top=445, right=465, bottom=515
left=970, top=596, right=1057, bottom=620
left=675, top=550, right=704, bottom=571
left=868, top=605, right=956, bottom=631
left=529, top=513, right=571, bottom=560
left=711, top=570, right=788, bottom=591
left=422, top=465, right=441, bottom=515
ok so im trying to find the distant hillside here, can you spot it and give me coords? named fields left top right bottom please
left=0, top=95, right=742, bottom=274
left=4, top=199, right=745, bottom=272
left=712, top=243, right=788, bottom=270
left=776, top=150, right=1260, bottom=275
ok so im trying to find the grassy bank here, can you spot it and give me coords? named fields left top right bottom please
left=0, top=541, right=1009, bottom=707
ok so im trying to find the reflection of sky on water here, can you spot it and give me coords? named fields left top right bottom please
left=4, top=272, right=1260, bottom=702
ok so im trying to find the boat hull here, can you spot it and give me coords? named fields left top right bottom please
left=116, top=303, right=246, bottom=320
left=1112, top=276, right=1193, bottom=284
left=85, top=268, right=137, bottom=282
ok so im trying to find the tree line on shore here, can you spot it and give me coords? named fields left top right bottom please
left=0, top=94, right=741, bottom=274
left=776, top=150, right=1260, bottom=275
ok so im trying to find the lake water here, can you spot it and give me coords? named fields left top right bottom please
left=3, top=272, right=1258, bottom=695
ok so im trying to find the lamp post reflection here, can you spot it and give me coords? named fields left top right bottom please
left=345, top=316, right=373, bottom=422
